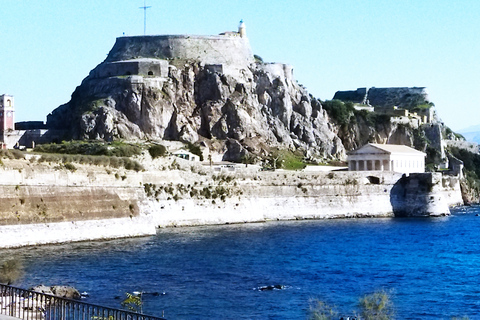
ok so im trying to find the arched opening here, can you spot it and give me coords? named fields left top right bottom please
left=148, top=71, right=154, bottom=76
left=125, top=71, right=132, bottom=76
left=6, top=100, right=11, bottom=107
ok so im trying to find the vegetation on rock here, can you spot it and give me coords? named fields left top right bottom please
left=448, top=147, right=480, bottom=201
left=148, top=144, right=167, bottom=159
left=0, top=149, right=25, bottom=160
left=321, top=100, right=355, bottom=127
left=266, top=149, right=306, bottom=170
left=186, top=142, right=204, bottom=161
left=36, top=153, right=143, bottom=172
left=34, top=140, right=142, bottom=157
left=32, top=140, right=144, bottom=171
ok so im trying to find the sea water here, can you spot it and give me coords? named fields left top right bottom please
left=2, top=205, right=480, bottom=319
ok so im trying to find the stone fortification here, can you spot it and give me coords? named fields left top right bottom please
left=93, top=58, right=170, bottom=79
left=46, top=22, right=347, bottom=163
left=0, top=157, right=463, bottom=248
left=47, top=30, right=344, bottom=162
left=105, top=35, right=254, bottom=67
left=333, top=87, right=430, bottom=109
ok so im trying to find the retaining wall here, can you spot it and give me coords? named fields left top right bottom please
left=0, top=160, right=463, bottom=248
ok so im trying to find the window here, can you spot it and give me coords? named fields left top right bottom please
left=148, top=71, right=154, bottom=76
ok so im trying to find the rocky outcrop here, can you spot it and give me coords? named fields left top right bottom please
left=47, top=35, right=345, bottom=162
left=30, top=285, right=81, bottom=300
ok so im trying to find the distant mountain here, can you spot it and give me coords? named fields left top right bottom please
left=458, top=125, right=480, bottom=144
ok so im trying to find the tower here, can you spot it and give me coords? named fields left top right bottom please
left=238, top=20, right=246, bottom=38
left=0, top=94, right=15, bottom=133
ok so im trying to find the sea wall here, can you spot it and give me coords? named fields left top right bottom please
left=142, top=171, right=462, bottom=227
left=0, top=217, right=156, bottom=248
left=0, top=158, right=463, bottom=248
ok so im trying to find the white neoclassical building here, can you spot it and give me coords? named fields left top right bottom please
left=347, top=143, right=426, bottom=174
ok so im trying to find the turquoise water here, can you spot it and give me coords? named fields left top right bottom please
left=2, top=205, right=480, bottom=319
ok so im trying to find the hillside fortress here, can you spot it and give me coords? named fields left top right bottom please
left=91, top=20, right=255, bottom=79
left=47, top=20, right=340, bottom=162
left=0, top=22, right=471, bottom=249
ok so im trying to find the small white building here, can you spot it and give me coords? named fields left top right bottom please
left=172, top=150, right=200, bottom=162
left=347, top=143, right=426, bottom=174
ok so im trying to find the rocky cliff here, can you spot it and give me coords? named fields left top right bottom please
left=47, top=35, right=345, bottom=162
left=324, top=89, right=455, bottom=167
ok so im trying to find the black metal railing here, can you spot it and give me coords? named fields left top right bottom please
left=0, top=284, right=166, bottom=320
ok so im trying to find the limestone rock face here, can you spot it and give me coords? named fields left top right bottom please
left=47, top=37, right=345, bottom=161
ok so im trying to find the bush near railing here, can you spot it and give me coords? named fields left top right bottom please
left=0, top=284, right=166, bottom=320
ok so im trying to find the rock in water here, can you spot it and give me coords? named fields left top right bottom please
left=30, top=285, right=81, bottom=300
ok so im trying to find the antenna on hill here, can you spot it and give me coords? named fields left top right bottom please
left=139, top=0, right=152, bottom=35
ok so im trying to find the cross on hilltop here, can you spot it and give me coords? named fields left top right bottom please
left=139, top=0, right=152, bottom=35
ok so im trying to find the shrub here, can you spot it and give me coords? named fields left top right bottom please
left=148, top=144, right=167, bottom=159
left=449, top=147, right=480, bottom=179
left=322, top=100, right=355, bottom=126
left=358, top=290, right=395, bottom=320
left=268, top=149, right=306, bottom=170
left=254, top=54, right=264, bottom=64
left=0, top=149, right=25, bottom=160
left=308, top=300, right=338, bottom=320
left=186, top=143, right=204, bottom=161
left=355, top=109, right=391, bottom=127
left=121, top=292, right=142, bottom=313
left=63, top=162, right=77, bottom=172
left=34, top=140, right=142, bottom=157
left=0, top=259, right=24, bottom=285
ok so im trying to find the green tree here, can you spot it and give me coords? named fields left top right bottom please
left=322, top=100, right=355, bottom=126
left=186, top=143, right=204, bottom=161
left=148, top=144, right=167, bottom=159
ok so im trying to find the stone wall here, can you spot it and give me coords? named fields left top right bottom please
left=93, top=58, right=170, bottom=79
left=333, top=87, right=430, bottom=109
left=104, top=35, right=254, bottom=72
left=0, top=158, right=463, bottom=248
left=2, top=129, right=57, bottom=149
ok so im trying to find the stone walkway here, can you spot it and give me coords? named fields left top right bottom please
left=0, top=315, right=21, bottom=320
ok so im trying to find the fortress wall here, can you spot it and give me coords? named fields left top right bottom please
left=144, top=172, right=461, bottom=227
left=94, top=59, right=170, bottom=79
left=105, top=35, right=254, bottom=69
left=333, top=87, right=430, bottom=109
left=0, top=185, right=144, bottom=225
left=333, top=88, right=368, bottom=104
left=0, top=161, right=463, bottom=248
left=0, top=216, right=156, bottom=249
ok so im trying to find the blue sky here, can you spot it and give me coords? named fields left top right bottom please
left=1, top=0, right=479, bottom=131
